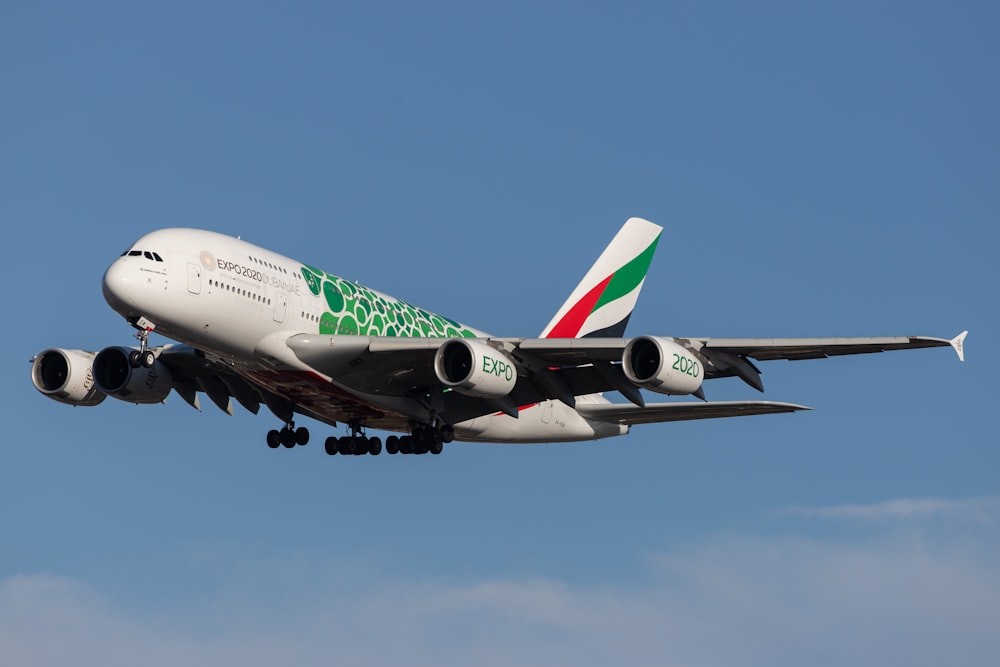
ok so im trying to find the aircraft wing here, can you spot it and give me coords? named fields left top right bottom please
left=695, top=333, right=967, bottom=362
left=284, top=331, right=965, bottom=424
left=515, top=331, right=967, bottom=393
left=577, top=400, right=811, bottom=425
left=689, top=332, right=967, bottom=392
left=515, top=332, right=967, bottom=364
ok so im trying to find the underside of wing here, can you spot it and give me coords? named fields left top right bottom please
left=156, top=345, right=266, bottom=416
left=577, top=400, right=811, bottom=425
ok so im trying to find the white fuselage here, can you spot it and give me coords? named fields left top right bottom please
left=102, top=228, right=625, bottom=443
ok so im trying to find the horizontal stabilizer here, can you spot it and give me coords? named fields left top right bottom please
left=577, top=400, right=811, bottom=426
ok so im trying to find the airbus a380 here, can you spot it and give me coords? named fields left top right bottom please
left=31, top=218, right=967, bottom=456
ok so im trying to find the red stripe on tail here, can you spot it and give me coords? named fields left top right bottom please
left=544, top=274, right=612, bottom=338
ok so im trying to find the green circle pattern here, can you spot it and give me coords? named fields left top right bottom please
left=304, top=267, right=477, bottom=339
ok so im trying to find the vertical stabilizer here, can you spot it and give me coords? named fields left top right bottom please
left=540, top=217, right=662, bottom=339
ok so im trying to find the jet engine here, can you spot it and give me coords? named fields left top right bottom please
left=622, top=336, right=704, bottom=395
left=31, top=348, right=107, bottom=406
left=434, top=339, right=517, bottom=399
left=93, top=346, right=173, bottom=404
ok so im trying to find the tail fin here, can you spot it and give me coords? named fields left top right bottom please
left=540, top=217, right=662, bottom=339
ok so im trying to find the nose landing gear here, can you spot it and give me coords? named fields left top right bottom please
left=128, top=319, right=157, bottom=368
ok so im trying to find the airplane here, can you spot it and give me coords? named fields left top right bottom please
left=31, top=217, right=967, bottom=456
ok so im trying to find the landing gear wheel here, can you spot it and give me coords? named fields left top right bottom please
left=128, top=350, right=142, bottom=369
left=324, top=436, right=338, bottom=456
left=295, top=426, right=310, bottom=446
left=280, top=428, right=296, bottom=448
left=429, top=440, right=443, bottom=455
left=266, top=430, right=280, bottom=449
left=386, top=436, right=399, bottom=455
left=368, top=437, right=382, bottom=455
left=140, top=350, right=155, bottom=368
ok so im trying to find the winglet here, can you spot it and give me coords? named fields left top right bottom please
left=950, top=330, right=968, bottom=362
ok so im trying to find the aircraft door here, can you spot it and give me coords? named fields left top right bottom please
left=187, top=263, right=202, bottom=294
left=273, top=291, right=287, bottom=323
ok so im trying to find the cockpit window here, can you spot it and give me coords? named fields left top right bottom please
left=123, top=249, right=164, bottom=262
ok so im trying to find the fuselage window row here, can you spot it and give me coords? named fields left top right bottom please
left=247, top=255, right=297, bottom=276
left=207, top=279, right=271, bottom=305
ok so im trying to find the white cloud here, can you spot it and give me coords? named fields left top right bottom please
left=783, top=495, right=1000, bottom=522
left=2, top=516, right=999, bottom=667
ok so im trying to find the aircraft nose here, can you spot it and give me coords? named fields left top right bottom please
left=102, top=258, right=139, bottom=315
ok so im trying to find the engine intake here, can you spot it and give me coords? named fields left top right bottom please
left=31, top=349, right=107, bottom=406
left=93, top=347, right=173, bottom=404
left=434, top=339, right=517, bottom=399
left=622, top=336, right=704, bottom=396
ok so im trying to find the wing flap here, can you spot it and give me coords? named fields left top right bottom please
left=577, top=400, right=811, bottom=425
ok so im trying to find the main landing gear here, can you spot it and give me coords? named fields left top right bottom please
left=324, top=432, right=383, bottom=456
left=267, top=422, right=310, bottom=449
left=320, top=423, right=455, bottom=457
left=382, top=423, right=454, bottom=456
left=266, top=422, right=455, bottom=457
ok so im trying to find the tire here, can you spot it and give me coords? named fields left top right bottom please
left=280, top=428, right=296, bottom=448
left=368, top=437, right=382, bottom=455
left=386, top=436, right=399, bottom=455
left=295, top=427, right=310, bottom=446
left=128, top=350, right=142, bottom=369
left=141, top=350, right=156, bottom=368
left=324, top=437, right=337, bottom=456
left=266, top=430, right=280, bottom=449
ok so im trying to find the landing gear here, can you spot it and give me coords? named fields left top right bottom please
left=270, top=421, right=453, bottom=457
left=323, top=426, right=382, bottom=456
left=267, top=422, right=309, bottom=449
left=128, top=324, right=156, bottom=368
left=383, top=423, right=450, bottom=456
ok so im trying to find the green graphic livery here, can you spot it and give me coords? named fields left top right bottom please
left=302, top=265, right=477, bottom=339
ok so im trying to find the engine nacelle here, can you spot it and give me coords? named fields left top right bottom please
left=622, top=336, right=704, bottom=396
left=434, top=339, right=517, bottom=399
left=93, top=347, right=173, bottom=404
left=31, top=349, right=107, bottom=406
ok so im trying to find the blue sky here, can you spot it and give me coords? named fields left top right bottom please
left=2, top=2, right=998, bottom=664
